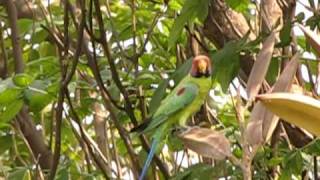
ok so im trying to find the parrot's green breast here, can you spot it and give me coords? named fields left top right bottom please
left=168, top=76, right=212, bottom=126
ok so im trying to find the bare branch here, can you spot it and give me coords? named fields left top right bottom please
left=5, top=0, right=24, bottom=73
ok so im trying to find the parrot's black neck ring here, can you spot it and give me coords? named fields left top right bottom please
left=192, top=71, right=211, bottom=78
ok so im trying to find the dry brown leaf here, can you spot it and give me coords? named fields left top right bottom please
left=261, top=0, right=283, bottom=31
left=272, top=53, right=300, bottom=92
left=262, top=53, right=300, bottom=140
left=245, top=102, right=264, bottom=145
left=259, top=93, right=320, bottom=136
left=245, top=53, right=300, bottom=145
left=178, top=127, right=231, bottom=160
left=299, top=25, right=320, bottom=56
left=247, top=32, right=276, bottom=99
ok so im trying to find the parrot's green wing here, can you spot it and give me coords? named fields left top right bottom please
left=142, top=82, right=199, bottom=133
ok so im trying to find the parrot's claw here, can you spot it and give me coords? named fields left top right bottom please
left=181, top=126, right=201, bottom=134
left=172, top=126, right=195, bottom=136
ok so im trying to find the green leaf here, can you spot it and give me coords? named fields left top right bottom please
left=39, top=42, right=57, bottom=57
left=168, top=0, right=210, bottom=48
left=12, top=74, right=33, bottom=88
left=168, top=12, right=193, bottom=48
left=8, top=167, right=31, bottom=180
left=24, top=89, right=53, bottom=112
left=306, top=15, right=319, bottom=30
left=277, top=21, right=292, bottom=47
left=303, top=139, right=320, bottom=156
left=172, top=58, right=192, bottom=83
left=0, top=78, right=15, bottom=91
left=139, top=54, right=155, bottom=68
left=27, top=56, right=59, bottom=78
left=212, top=40, right=244, bottom=92
left=108, top=83, right=121, bottom=102
left=0, top=88, right=23, bottom=105
left=135, top=72, right=161, bottom=87
left=27, top=56, right=58, bottom=67
left=0, top=99, right=23, bottom=124
left=118, top=25, right=134, bottom=41
left=194, top=0, right=210, bottom=21
left=296, top=35, right=307, bottom=50
left=279, top=170, right=291, bottom=180
left=56, top=165, right=70, bottom=180
left=167, top=132, right=184, bottom=151
left=31, top=28, right=49, bottom=43
left=225, top=0, right=250, bottom=12
left=280, top=150, right=303, bottom=178
left=266, top=57, right=280, bottom=84
left=17, top=19, right=33, bottom=35
left=0, top=134, right=12, bottom=154
left=267, top=157, right=283, bottom=167
left=296, top=12, right=305, bottom=23
left=171, top=163, right=217, bottom=180
left=168, top=0, right=183, bottom=11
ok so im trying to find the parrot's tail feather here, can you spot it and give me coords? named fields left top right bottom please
left=138, top=138, right=159, bottom=180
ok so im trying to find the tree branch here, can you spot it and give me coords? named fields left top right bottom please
left=0, top=25, right=8, bottom=79
left=5, top=0, right=24, bottom=73
left=50, top=0, right=85, bottom=178
left=65, top=90, right=111, bottom=179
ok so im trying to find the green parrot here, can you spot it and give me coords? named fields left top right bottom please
left=132, top=55, right=213, bottom=180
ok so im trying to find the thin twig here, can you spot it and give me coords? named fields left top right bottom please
left=93, top=0, right=138, bottom=124
left=136, top=11, right=163, bottom=58
left=130, top=0, right=137, bottom=57
left=68, top=116, right=93, bottom=173
left=104, top=0, right=130, bottom=59
left=185, top=26, right=209, bottom=52
left=314, top=156, right=318, bottom=179
left=0, top=24, right=8, bottom=78
left=65, top=91, right=111, bottom=179
left=50, top=0, right=86, bottom=178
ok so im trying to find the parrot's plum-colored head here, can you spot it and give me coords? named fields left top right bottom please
left=190, top=55, right=212, bottom=78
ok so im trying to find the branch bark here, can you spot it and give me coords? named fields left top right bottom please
left=0, top=25, right=8, bottom=79
left=65, top=91, right=112, bottom=179
left=5, top=0, right=24, bottom=73
left=92, top=94, right=109, bottom=159
left=203, top=0, right=256, bottom=77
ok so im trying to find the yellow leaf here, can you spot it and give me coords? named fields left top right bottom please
left=258, top=93, right=320, bottom=136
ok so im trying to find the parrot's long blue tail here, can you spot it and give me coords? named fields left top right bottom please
left=138, top=138, right=159, bottom=180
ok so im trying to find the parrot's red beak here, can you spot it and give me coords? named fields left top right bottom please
left=190, top=55, right=212, bottom=78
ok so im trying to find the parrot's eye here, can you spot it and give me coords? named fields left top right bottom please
left=190, top=55, right=212, bottom=78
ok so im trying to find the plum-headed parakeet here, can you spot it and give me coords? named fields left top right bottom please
left=132, top=55, right=213, bottom=180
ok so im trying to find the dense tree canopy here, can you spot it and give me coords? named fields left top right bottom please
left=1, top=0, right=320, bottom=179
